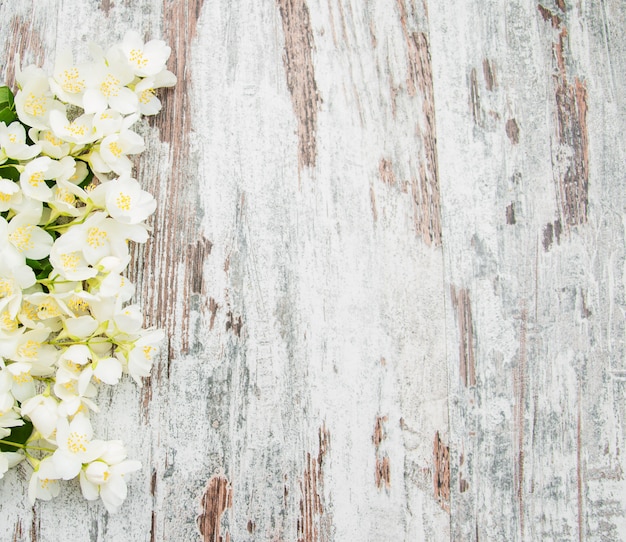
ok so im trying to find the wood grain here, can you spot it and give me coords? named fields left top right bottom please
left=0, top=0, right=625, bottom=540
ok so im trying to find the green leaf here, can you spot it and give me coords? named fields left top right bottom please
left=0, top=86, right=14, bottom=108
left=0, top=420, right=33, bottom=452
left=0, top=86, right=16, bottom=124
left=0, top=165, right=20, bottom=182
left=0, top=105, right=17, bottom=124
left=26, top=257, right=53, bottom=278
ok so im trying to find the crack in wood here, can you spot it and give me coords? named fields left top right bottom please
left=12, top=519, right=22, bottom=542
left=187, top=238, right=213, bottom=295
left=298, top=425, right=331, bottom=542
left=30, top=508, right=38, bottom=542
left=277, top=0, right=320, bottom=171
left=469, top=67, right=482, bottom=126
left=577, top=381, right=584, bottom=542
left=209, top=297, right=220, bottom=330
left=450, top=286, right=476, bottom=387
left=513, top=308, right=528, bottom=539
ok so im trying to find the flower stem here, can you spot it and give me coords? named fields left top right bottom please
left=0, top=438, right=25, bottom=449
left=0, top=439, right=54, bottom=453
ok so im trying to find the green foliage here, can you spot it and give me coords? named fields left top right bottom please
left=0, top=420, right=33, bottom=452
left=26, top=257, right=54, bottom=281
left=0, top=85, right=17, bottom=125
left=0, top=158, right=20, bottom=182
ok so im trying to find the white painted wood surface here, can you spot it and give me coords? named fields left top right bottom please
left=0, top=1, right=625, bottom=540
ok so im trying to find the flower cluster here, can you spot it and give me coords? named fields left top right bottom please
left=0, top=31, right=174, bottom=513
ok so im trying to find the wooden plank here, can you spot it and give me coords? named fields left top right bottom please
left=430, top=1, right=626, bottom=540
left=0, top=0, right=624, bottom=541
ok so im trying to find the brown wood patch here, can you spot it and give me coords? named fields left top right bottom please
left=542, top=219, right=562, bottom=251
left=225, top=311, right=243, bottom=337
left=2, top=16, right=45, bottom=90
left=100, top=0, right=114, bottom=14
left=483, top=58, right=497, bottom=91
left=539, top=6, right=589, bottom=227
left=538, top=4, right=562, bottom=28
left=133, top=0, right=206, bottom=359
left=469, top=67, right=481, bottom=126
left=277, top=0, right=320, bottom=171
left=197, top=475, right=233, bottom=542
left=506, top=203, right=516, bottom=225
left=397, top=0, right=442, bottom=246
left=506, top=118, right=520, bottom=144
left=450, top=286, right=476, bottom=387
left=298, top=425, right=331, bottom=542
left=12, top=519, right=22, bottom=542
left=433, top=431, right=450, bottom=511
left=372, top=416, right=391, bottom=490
left=379, top=158, right=396, bottom=186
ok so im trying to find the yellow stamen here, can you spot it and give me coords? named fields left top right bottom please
left=116, top=193, right=131, bottom=211
left=9, top=225, right=34, bottom=252
left=87, top=227, right=108, bottom=248
left=67, top=431, right=88, bottom=454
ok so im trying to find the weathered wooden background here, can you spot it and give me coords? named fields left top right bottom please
left=1, top=0, right=625, bottom=540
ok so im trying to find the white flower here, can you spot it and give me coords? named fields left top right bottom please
left=52, top=413, right=104, bottom=479
left=49, top=49, right=88, bottom=107
left=21, top=394, right=60, bottom=439
left=54, top=345, right=99, bottom=415
left=99, top=271, right=135, bottom=302
left=88, top=130, right=145, bottom=176
left=0, top=370, right=16, bottom=414
left=0, top=179, right=21, bottom=213
left=93, top=175, right=156, bottom=224
left=8, top=327, right=58, bottom=377
left=1, top=213, right=53, bottom=261
left=55, top=289, right=95, bottom=318
left=19, top=155, right=62, bottom=202
left=14, top=67, right=65, bottom=130
left=0, top=121, right=41, bottom=161
left=134, top=70, right=176, bottom=116
left=92, top=356, right=123, bottom=385
left=49, top=110, right=97, bottom=145
left=49, top=226, right=98, bottom=281
left=28, top=456, right=61, bottom=502
left=83, top=49, right=137, bottom=115
left=0, top=404, right=25, bottom=438
left=126, top=329, right=165, bottom=384
left=79, top=440, right=141, bottom=513
left=92, top=109, right=124, bottom=138
left=4, top=362, right=36, bottom=403
left=28, top=127, right=71, bottom=159
left=117, top=30, right=172, bottom=77
left=0, top=258, right=36, bottom=319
